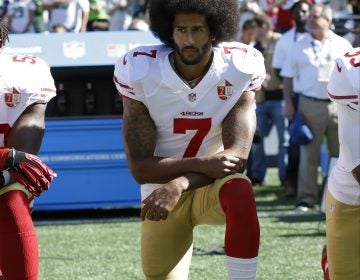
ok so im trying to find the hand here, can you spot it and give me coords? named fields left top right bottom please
left=140, top=181, right=183, bottom=221
left=4, top=148, right=55, bottom=196
left=199, top=155, right=243, bottom=178
left=284, top=101, right=295, bottom=121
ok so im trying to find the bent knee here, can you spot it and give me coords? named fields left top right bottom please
left=219, top=178, right=255, bottom=211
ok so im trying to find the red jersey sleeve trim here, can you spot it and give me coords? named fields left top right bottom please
left=328, top=91, right=358, bottom=100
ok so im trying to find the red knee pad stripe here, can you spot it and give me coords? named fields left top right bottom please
left=219, top=178, right=260, bottom=258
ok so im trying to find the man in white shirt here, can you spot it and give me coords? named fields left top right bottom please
left=325, top=47, right=360, bottom=280
left=43, top=0, right=89, bottom=32
left=272, top=0, right=312, bottom=197
left=281, top=3, right=352, bottom=210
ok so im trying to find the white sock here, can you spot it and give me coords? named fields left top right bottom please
left=226, top=256, right=258, bottom=280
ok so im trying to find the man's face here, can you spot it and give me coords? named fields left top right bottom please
left=293, top=3, right=310, bottom=24
left=172, top=13, right=212, bottom=65
left=307, top=6, right=330, bottom=33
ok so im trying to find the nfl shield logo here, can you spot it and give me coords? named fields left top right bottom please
left=188, top=92, right=196, bottom=102
left=4, top=87, right=21, bottom=107
left=217, top=80, right=233, bottom=100
left=63, top=41, right=86, bottom=59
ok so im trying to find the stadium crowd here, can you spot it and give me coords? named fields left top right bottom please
left=0, top=0, right=149, bottom=33
left=0, top=0, right=357, bottom=35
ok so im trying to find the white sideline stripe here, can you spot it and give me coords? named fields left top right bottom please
left=34, top=217, right=141, bottom=226
left=257, top=211, right=323, bottom=219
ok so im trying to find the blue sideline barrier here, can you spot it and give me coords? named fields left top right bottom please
left=35, top=117, right=140, bottom=211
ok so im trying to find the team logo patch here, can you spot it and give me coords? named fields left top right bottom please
left=217, top=80, right=233, bottom=100
left=4, top=87, right=21, bottom=107
left=188, top=92, right=197, bottom=102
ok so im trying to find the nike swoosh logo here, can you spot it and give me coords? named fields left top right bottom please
left=336, top=61, right=342, bottom=72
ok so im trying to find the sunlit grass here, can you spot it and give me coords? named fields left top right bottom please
left=35, top=169, right=326, bottom=279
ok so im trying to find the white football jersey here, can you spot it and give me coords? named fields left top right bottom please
left=0, top=53, right=56, bottom=148
left=327, top=47, right=360, bottom=205
left=114, top=43, right=265, bottom=198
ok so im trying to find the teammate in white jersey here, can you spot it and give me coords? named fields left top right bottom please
left=325, top=47, right=360, bottom=280
left=113, top=0, right=266, bottom=279
left=0, top=21, right=56, bottom=279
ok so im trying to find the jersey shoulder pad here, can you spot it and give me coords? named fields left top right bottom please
left=218, top=42, right=265, bottom=75
left=331, top=47, right=360, bottom=94
left=327, top=47, right=360, bottom=109
left=115, top=44, right=166, bottom=83
left=0, top=54, right=52, bottom=80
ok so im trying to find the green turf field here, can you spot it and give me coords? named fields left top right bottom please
left=34, top=169, right=326, bottom=279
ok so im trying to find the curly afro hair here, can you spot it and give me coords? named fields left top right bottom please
left=149, top=0, right=240, bottom=48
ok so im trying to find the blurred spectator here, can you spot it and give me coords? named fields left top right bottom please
left=274, top=0, right=296, bottom=33
left=87, top=0, right=109, bottom=31
left=272, top=0, right=312, bottom=197
left=281, top=3, right=352, bottom=211
left=132, top=0, right=148, bottom=19
left=43, top=0, right=89, bottom=32
left=107, top=0, right=132, bottom=30
left=330, top=0, right=349, bottom=12
left=247, top=14, right=286, bottom=185
left=33, top=0, right=47, bottom=32
left=0, top=0, right=10, bottom=18
left=239, top=18, right=258, bottom=46
left=342, top=0, right=360, bottom=47
left=258, top=0, right=280, bottom=28
left=4, top=0, right=35, bottom=33
left=236, top=0, right=263, bottom=41
left=344, top=24, right=360, bottom=47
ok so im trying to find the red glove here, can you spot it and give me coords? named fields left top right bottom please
left=0, top=148, right=55, bottom=196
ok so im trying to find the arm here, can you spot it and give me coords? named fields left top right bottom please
left=122, top=96, right=201, bottom=184
left=0, top=103, right=55, bottom=195
left=139, top=91, right=257, bottom=221
left=7, top=103, right=46, bottom=153
left=273, top=68, right=283, bottom=81
left=122, top=97, right=240, bottom=185
left=283, top=77, right=295, bottom=120
left=166, top=90, right=256, bottom=192
left=80, top=10, right=89, bottom=32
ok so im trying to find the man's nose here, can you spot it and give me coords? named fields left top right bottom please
left=184, top=31, right=195, bottom=46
